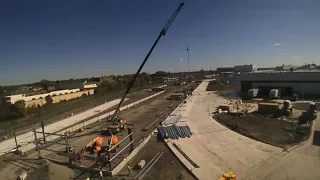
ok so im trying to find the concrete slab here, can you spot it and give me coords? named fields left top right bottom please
left=165, top=81, right=282, bottom=180
left=245, top=114, right=320, bottom=180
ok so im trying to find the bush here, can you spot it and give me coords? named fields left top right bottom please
left=45, top=95, right=53, bottom=105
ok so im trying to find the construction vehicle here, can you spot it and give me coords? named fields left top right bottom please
left=218, top=171, right=236, bottom=180
left=69, top=136, right=104, bottom=162
left=101, top=117, right=127, bottom=135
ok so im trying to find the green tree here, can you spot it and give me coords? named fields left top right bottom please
left=40, top=79, right=49, bottom=89
left=12, top=100, right=26, bottom=117
left=45, top=95, right=53, bottom=105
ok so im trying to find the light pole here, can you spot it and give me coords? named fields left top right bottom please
left=187, top=46, right=190, bottom=79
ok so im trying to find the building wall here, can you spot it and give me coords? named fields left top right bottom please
left=240, top=71, right=320, bottom=82
left=25, top=89, right=95, bottom=108
left=7, top=89, right=81, bottom=104
left=216, top=67, right=234, bottom=74
left=240, top=72, right=320, bottom=97
left=251, top=82, right=320, bottom=96
left=84, top=84, right=97, bottom=89
left=25, top=99, right=46, bottom=107
left=234, top=64, right=257, bottom=73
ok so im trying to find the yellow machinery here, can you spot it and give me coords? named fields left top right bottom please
left=218, top=172, right=236, bottom=180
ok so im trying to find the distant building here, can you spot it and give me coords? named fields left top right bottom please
left=84, top=83, right=97, bottom=89
left=234, top=64, right=257, bottom=73
left=216, top=67, right=234, bottom=74
left=32, top=87, right=43, bottom=92
left=240, top=70, right=320, bottom=97
left=275, top=64, right=297, bottom=71
left=47, top=86, right=56, bottom=91
left=163, top=77, right=178, bottom=82
left=6, top=89, right=81, bottom=104
left=56, top=82, right=97, bottom=90
left=100, top=76, right=114, bottom=83
left=203, top=75, right=215, bottom=79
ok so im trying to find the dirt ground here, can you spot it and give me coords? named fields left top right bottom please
left=214, top=113, right=312, bottom=149
left=0, top=84, right=197, bottom=180
left=117, top=135, right=196, bottom=180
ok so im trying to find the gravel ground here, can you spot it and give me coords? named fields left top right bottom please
left=214, top=113, right=312, bottom=149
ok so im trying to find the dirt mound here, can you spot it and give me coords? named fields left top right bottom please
left=214, top=113, right=312, bottom=149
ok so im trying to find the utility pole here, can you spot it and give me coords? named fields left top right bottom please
left=187, top=46, right=190, bottom=76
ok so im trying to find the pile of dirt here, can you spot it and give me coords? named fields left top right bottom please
left=214, top=113, right=312, bottom=149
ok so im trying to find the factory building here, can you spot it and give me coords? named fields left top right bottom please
left=234, top=64, right=257, bottom=73
left=240, top=71, right=320, bottom=98
left=6, top=89, right=81, bottom=104
left=217, top=64, right=257, bottom=74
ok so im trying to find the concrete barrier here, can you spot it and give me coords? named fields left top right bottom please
left=111, top=130, right=155, bottom=176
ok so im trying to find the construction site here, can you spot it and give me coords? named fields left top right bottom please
left=1, top=2, right=320, bottom=180
left=1, top=77, right=320, bottom=180
left=0, top=83, right=196, bottom=180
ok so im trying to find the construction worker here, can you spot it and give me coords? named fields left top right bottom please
left=99, top=170, right=103, bottom=179
left=128, top=165, right=132, bottom=175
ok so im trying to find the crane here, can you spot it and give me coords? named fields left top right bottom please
left=109, top=2, right=185, bottom=124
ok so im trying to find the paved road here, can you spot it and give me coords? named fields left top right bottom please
left=166, top=81, right=282, bottom=180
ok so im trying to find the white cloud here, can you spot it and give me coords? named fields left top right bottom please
left=273, top=43, right=282, bottom=46
left=293, top=56, right=298, bottom=58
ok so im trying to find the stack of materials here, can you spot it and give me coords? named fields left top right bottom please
left=161, top=114, right=181, bottom=126
left=157, top=125, right=192, bottom=139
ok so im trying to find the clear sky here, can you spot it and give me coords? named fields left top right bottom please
left=1, top=0, right=319, bottom=85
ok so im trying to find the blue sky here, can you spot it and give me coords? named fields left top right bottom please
left=0, top=0, right=319, bottom=85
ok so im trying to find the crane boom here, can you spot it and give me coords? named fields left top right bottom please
left=110, top=2, right=185, bottom=122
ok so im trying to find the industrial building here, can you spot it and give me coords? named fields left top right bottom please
left=6, top=89, right=81, bottom=104
left=217, top=64, right=257, bottom=74
left=56, top=82, right=97, bottom=90
left=240, top=71, right=320, bottom=97
left=234, top=64, right=257, bottom=73
left=216, top=67, right=234, bottom=74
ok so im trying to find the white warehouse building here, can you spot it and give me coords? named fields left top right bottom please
left=240, top=71, right=320, bottom=98
left=6, top=89, right=81, bottom=104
